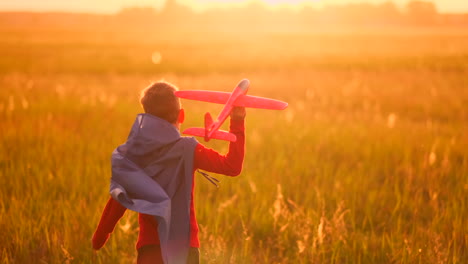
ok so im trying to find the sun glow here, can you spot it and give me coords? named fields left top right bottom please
left=186, top=0, right=315, bottom=11
left=183, top=0, right=468, bottom=13
left=0, top=0, right=466, bottom=14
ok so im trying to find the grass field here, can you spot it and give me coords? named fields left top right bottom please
left=0, top=26, right=467, bottom=263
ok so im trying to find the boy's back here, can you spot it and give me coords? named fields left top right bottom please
left=110, top=113, right=198, bottom=263
left=92, top=81, right=246, bottom=264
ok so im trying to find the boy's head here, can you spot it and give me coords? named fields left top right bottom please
left=140, top=81, right=184, bottom=125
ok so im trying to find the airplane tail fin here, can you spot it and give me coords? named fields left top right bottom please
left=204, top=112, right=213, bottom=131
left=180, top=112, right=236, bottom=142
left=204, top=112, right=213, bottom=141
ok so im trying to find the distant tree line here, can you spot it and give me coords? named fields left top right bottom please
left=0, top=0, right=467, bottom=31
left=115, top=0, right=466, bottom=27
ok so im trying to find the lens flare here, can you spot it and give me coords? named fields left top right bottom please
left=151, top=51, right=162, bottom=64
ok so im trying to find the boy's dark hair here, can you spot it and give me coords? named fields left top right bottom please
left=140, top=81, right=181, bottom=123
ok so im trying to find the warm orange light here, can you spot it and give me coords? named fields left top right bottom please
left=186, top=0, right=313, bottom=12
left=0, top=0, right=466, bottom=14
left=185, top=0, right=468, bottom=14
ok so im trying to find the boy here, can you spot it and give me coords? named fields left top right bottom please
left=92, top=81, right=245, bottom=264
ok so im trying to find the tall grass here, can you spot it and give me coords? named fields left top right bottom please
left=0, top=28, right=467, bottom=263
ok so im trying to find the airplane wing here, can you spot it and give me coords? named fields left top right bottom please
left=234, top=95, right=288, bottom=110
left=175, top=91, right=288, bottom=110
left=183, top=127, right=237, bottom=142
left=174, top=91, right=231, bottom=105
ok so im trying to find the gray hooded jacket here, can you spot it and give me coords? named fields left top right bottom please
left=109, top=113, right=198, bottom=264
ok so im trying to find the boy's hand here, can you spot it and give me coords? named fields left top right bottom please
left=230, top=107, right=246, bottom=120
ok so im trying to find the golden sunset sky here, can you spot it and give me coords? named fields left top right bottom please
left=0, top=0, right=466, bottom=14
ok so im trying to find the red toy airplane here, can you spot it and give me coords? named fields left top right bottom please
left=174, top=79, right=288, bottom=142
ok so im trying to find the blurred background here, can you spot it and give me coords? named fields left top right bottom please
left=0, top=0, right=467, bottom=263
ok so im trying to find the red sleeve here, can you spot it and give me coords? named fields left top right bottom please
left=194, top=119, right=245, bottom=176
left=188, top=118, right=245, bottom=248
left=92, top=197, right=127, bottom=250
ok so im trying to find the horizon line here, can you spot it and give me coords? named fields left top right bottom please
left=0, top=1, right=468, bottom=15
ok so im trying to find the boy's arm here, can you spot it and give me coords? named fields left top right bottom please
left=92, top=197, right=127, bottom=250
left=194, top=108, right=246, bottom=176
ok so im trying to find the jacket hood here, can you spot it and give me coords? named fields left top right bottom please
left=117, top=113, right=181, bottom=161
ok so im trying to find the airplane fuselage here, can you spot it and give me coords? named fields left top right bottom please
left=205, top=79, right=250, bottom=140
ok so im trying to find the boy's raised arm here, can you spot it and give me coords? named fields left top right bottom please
left=194, top=107, right=246, bottom=176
